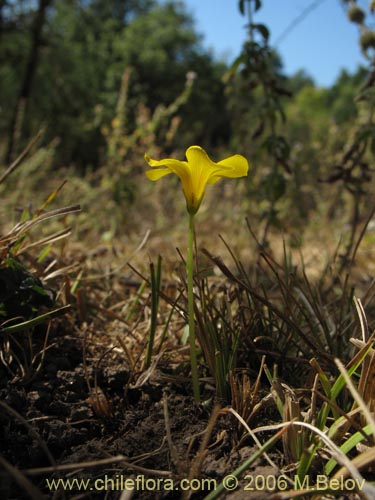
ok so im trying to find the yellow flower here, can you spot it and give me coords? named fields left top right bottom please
left=145, top=145, right=249, bottom=214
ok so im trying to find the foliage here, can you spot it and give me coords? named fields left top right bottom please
left=0, top=0, right=228, bottom=167
left=0, top=136, right=80, bottom=383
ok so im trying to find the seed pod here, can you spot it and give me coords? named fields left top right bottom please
left=360, top=30, right=375, bottom=51
left=348, top=5, right=365, bottom=24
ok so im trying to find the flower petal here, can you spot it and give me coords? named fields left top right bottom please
left=183, top=146, right=216, bottom=212
left=206, top=175, right=222, bottom=185
left=146, top=168, right=172, bottom=181
left=185, top=145, right=215, bottom=170
left=217, top=154, right=249, bottom=178
left=144, top=154, right=190, bottom=181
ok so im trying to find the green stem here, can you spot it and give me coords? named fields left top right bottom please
left=187, top=212, right=200, bottom=402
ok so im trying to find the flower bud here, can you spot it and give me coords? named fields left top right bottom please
left=360, top=30, right=375, bottom=51
left=348, top=5, right=365, bottom=24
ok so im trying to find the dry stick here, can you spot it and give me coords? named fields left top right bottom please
left=181, top=405, right=222, bottom=500
left=1, top=205, right=81, bottom=252
left=354, top=296, right=369, bottom=342
left=163, top=391, right=183, bottom=474
left=188, top=405, right=221, bottom=479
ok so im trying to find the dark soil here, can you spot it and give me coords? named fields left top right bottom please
left=0, top=258, right=366, bottom=500
left=0, top=319, right=279, bottom=500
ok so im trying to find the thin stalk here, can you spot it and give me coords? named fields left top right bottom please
left=145, top=256, right=161, bottom=369
left=187, top=212, right=200, bottom=402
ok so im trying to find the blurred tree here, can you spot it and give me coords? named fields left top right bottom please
left=287, top=69, right=315, bottom=94
left=5, top=0, right=53, bottom=163
left=0, top=0, right=228, bottom=168
left=109, top=2, right=200, bottom=118
left=284, top=66, right=369, bottom=148
left=327, top=67, right=367, bottom=124
left=0, top=0, right=6, bottom=40
left=111, top=2, right=229, bottom=149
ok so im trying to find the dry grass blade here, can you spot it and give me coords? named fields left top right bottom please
left=354, top=297, right=369, bottom=342
left=335, top=358, right=375, bottom=439
left=163, top=392, right=184, bottom=475
left=119, top=491, right=134, bottom=500
left=80, top=229, right=151, bottom=281
left=255, top=420, right=375, bottom=500
left=35, top=179, right=68, bottom=216
left=43, top=262, right=80, bottom=281
left=0, top=129, right=44, bottom=185
left=0, top=456, right=46, bottom=500
left=351, top=298, right=375, bottom=427
left=0, top=204, right=81, bottom=256
left=23, top=456, right=172, bottom=477
left=16, top=227, right=73, bottom=253
left=358, top=350, right=375, bottom=427
left=19, top=204, right=81, bottom=230
left=0, top=400, right=56, bottom=467
left=230, top=357, right=266, bottom=431
left=186, top=405, right=221, bottom=483
left=278, top=384, right=302, bottom=463
left=0, top=305, right=71, bottom=334
left=201, top=247, right=329, bottom=360
left=130, top=352, right=164, bottom=389
left=334, top=446, right=375, bottom=480
left=203, top=424, right=290, bottom=500
left=228, top=407, right=279, bottom=470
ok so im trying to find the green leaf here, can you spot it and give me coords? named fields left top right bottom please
left=222, top=54, right=244, bottom=83
left=0, top=305, right=71, bottom=334
left=252, top=23, right=269, bottom=42
left=262, top=171, right=286, bottom=202
left=37, top=244, right=52, bottom=263
left=203, top=423, right=287, bottom=500
left=239, top=0, right=245, bottom=15
left=181, top=324, right=189, bottom=345
left=254, top=0, right=262, bottom=12
left=325, top=424, right=373, bottom=475
left=264, top=135, right=290, bottom=162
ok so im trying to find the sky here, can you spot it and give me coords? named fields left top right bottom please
left=180, top=0, right=369, bottom=87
